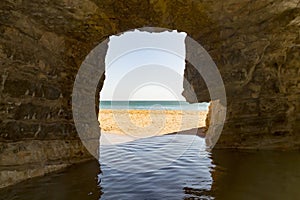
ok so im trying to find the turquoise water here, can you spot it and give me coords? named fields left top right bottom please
left=100, top=101, right=209, bottom=111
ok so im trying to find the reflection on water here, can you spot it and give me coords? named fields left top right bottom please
left=211, top=150, right=300, bottom=199
left=1, top=135, right=300, bottom=200
left=100, top=134, right=211, bottom=173
left=99, top=135, right=214, bottom=199
left=0, top=160, right=101, bottom=200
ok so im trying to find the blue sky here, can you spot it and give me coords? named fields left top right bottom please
left=100, top=30, right=187, bottom=101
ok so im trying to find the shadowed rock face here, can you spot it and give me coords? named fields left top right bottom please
left=0, top=0, right=299, bottom=187
left=183, top=0, right=300, bottom=150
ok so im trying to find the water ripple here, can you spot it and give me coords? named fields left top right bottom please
left=99, top=134, right=214, bottom=199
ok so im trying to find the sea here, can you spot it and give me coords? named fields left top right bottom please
left=100, top=100, right=209, bottom=111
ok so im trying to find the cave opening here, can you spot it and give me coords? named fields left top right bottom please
left=97, top=29, right=211, bottom=146
left=96, top=29, right=214, bottom=197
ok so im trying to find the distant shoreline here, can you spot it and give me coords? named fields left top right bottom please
left=99, top=101, right=210, bottom=111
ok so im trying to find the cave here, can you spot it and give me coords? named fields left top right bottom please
left=0, top=0, right=300, bottom=189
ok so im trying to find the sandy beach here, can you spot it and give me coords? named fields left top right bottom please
left=99, top=109, right=208, bottom=138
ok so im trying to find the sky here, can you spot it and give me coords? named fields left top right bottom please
left=100, top=29, right=187, bottom=101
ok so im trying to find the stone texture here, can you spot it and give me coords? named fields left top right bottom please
left=0, top=139, right=92, bottom=188
left=0, top=0, right=299, bottom=188
left=0, top=164, right=68, bottom=188
left=181, top=0, right=300, bottom=149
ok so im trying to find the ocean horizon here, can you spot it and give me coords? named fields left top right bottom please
left=100, top=100, right=209, bottom=111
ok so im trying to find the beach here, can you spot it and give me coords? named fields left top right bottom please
left=98, top=109, right=208, bottom=137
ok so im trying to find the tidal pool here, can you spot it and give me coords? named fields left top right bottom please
left=1, top=135, right=299, bottom=200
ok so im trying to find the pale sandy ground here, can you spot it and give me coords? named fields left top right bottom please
left=99, top=109, right=208, bottom=145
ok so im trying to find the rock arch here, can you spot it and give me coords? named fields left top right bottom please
left=0, top=0, right=299, bottom=187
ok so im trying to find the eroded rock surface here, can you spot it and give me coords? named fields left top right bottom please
left=0, top=0, right=299, bottom=187
left=183, top=0, right=300, bottom=149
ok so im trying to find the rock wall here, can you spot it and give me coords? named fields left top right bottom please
left=0, top=0, right=299, bottom=187
left=183, top=0, right=300, bottom=149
